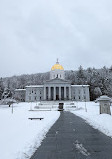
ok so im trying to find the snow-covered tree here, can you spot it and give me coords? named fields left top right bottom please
left=1, top=65, right=112, bottom=101
left=2, top=88, right=12, bottom=99
left=0, top=78, right=4, bottom=100
left=0, top=98, right=17, bottom=107
left=94, top=87, right=102, bottom=98
left=77, top=65, right=86, bottom=84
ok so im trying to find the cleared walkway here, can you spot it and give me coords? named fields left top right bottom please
left=31, top=112, right=112, bottom=159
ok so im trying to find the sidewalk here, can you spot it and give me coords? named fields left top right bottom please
left=31, top=112, right=112, bottom=159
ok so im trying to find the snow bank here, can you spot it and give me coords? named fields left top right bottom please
left=71, top=102, right=112, bottom=138
left=0, top=102, right=60, bottom=159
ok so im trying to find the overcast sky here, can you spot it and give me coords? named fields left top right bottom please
left=0, top=0, right=112, bottom=77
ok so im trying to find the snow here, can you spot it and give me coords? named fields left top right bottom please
left=75, top=140, right=90, bottom=157
left=15, top=89, right=26, bottom=91
left=71, top=85, right=89, bottom=87
left=1, top=101, right=112, bottom=159
left=0, top=102, right=60, bottom=159
left=26, top=85, right=43, bottom=88
left=71, top=102, right=112, bottom=138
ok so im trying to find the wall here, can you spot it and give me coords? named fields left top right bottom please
left=14, top=89, right=26, bottom=102
left=25, top=86, right=44, bottom=102
left=50, top=70, right=65, bottom=80
left=71, top=85, right=90, bottom=101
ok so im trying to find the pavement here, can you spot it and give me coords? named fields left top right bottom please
left=31, top=112, right=112, bottom=159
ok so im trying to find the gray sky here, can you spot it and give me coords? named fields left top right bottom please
left=0, top=0, right=112, bottom=77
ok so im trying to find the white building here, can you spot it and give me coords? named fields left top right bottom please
left=24, top=60, right=90, bottom=102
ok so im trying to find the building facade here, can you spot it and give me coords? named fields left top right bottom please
left=14, top=89, right=26, bottom=102
left=25, top=60, right=90, bottom=102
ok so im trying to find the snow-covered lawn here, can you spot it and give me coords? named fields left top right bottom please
left=71, top=102, right=112, bottom=138
left=0, top=102, right=60, bottom=159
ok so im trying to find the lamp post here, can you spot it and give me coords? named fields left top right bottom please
left=30, top=86, right=33, bottom=110
left=30, top=101, right=32, bottom=110
left=36, top=99, right=37, bottom=106
left=82, top=85, right=87, bottom=112
left=76, top=101, right=78, bottom=109
left=85, top=98, right=87, bottom=112
left=12, top=103, right=13, bottom=114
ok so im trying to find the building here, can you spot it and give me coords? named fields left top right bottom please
left=14, top=89, right=26, bottom=102
left=25, top=60, right=90, bottom=102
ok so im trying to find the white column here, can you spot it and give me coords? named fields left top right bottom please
left=81, top=87, right=84, bottom=101
left=44, top=87, right=46, bottom=100
left=54, top=87, right=56, bottom=100
left=86, top=86, right=90, bottom=102
left=59, top=87, right=61, bottom=100
left=64, top=87, right=66, bottom=100
left=69, top=87, right=72, bottom=100
left=48, top=87, right=51, bottom=100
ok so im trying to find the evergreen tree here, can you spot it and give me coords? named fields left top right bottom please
left=2, top=88, right=12, bottom=99
left=94, top=87, right=102, bottom=98
left=0, top=78, right=4, bottom=100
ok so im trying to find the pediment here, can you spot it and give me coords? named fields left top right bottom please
left=45, top=78, right=71, bottom=84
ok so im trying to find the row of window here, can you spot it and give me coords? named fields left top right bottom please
left=73, top=96, right=86, bottom=100
left=73, top=90, right=86, bottom=95
left=29, top=96, right=42, bottom=101
left=53, top=74, right=62, bottom=78
left=29, top=91, right=42, bottom=95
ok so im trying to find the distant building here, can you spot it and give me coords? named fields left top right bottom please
left=15, top=60, right=90, bottom=102
left=14, top=89, right=26, bottom=102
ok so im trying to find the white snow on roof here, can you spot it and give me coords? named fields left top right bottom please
left=71, top=85, right=89, bottom=87
left=26, top=85, right=43, bottom=88
left=15, top=89, right=26, bottom=91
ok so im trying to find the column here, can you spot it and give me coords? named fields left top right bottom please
left=81, top=87, right=84, bottom=101
left=69, top=87, right=72, bottom=100
left=59, top=87, right=61, bottom=100
left=44, top=87, right=46, bottom=100
left=48, top=87, right=51, bottom=100
left=64, top=87, right=66, bottom=100
left=86, top=86, right=90, bottom=102
left=53, top=87, right=56, bottom=100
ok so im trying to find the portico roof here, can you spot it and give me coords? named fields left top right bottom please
left=44, top=78, right=71, bottom=84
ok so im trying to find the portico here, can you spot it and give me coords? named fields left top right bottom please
left=44, top=78, right=71, bottom=101
left=44, top=86, right=71, bottom=101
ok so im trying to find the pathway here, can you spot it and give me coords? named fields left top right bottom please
left=31, top=112, right=112, bottom=159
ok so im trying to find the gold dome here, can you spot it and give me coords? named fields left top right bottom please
left=51, top=59, right=64, bottom=70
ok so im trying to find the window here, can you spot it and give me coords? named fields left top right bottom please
left=35, top=97, right=37, bottom=100
left=84, top=96, right=86, bottom=100
left=32, top=90, right=33, bottom=93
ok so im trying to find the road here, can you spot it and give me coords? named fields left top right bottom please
left=31, top=112, right=112, bottom=159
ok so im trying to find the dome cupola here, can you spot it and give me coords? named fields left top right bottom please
left=51, top=59, right=64, bottom=71
left=50, top=59, right=65, bottom=80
